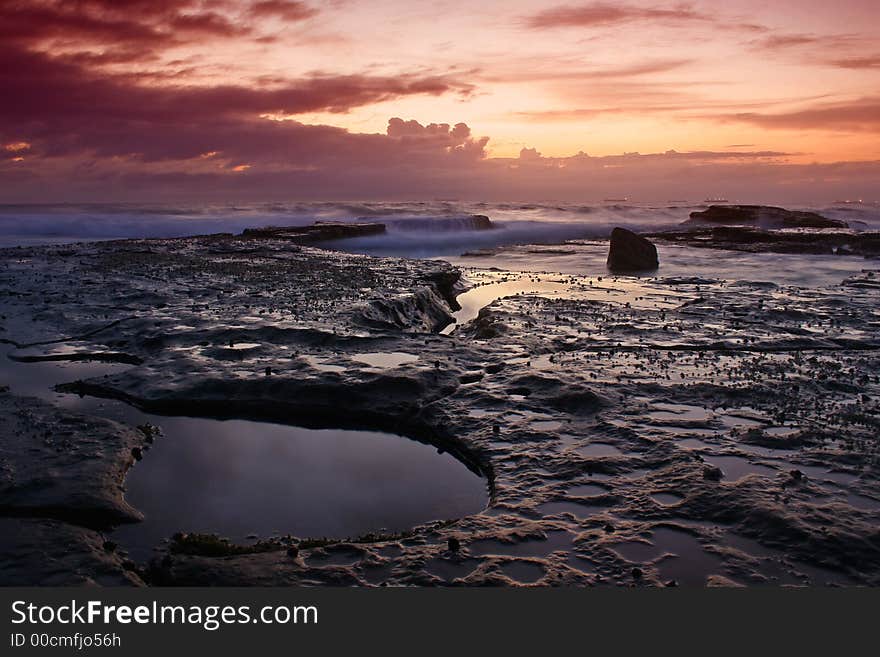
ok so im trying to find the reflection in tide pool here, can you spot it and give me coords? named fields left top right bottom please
left=0, top=350, right=488, bottom=561
left=116, top=422, right=487, bottom=561
left=351, top=352, right=419, bottom=368
left=443, top=277, right=570, bottom=334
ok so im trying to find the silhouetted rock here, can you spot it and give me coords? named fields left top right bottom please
left=241, top=221, right=386, bottom=243
left=464, top=214, right=494, bottom=230
left=607, top=227, right=659, bottom=272
left=703, top=465, right=723, bottom=481
left=686, top=205, right=846, bottom=229
left=378, top=214, right=495, bottom=232
left=651, top=227, right=880, bottom=256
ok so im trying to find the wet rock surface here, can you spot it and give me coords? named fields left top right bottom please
left=0, top=392, right=148, bottom=527
left=1, top=236, right=878, bottom=586
left=0, top=518, right=142, bottom=586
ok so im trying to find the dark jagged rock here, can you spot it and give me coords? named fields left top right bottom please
left=607, top=227, right=659, bottom=272
left=241, top=221, right=386, bottom=243
left=652, top=227, right=880, bottom=256
left=703, top=466, right=723, bottom=481
left=424, top=268, right=464, bottom=310
left=464, top=214, right=494, bottom=230
left=685, top=205, right=847, bottom=229
left=377, top=214, right=495, bottom=232
left=358, top=285, right=456, bottom=333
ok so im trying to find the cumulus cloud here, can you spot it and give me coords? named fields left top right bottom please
left=5, top=135, right=876, bottom=204
left=0, top=41, right=474, bottom=161
left=1, top=1, right=876, bottom=203
left=0, top=0, right=488, bottom=197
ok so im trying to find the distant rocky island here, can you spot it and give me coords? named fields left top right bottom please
left=684, top=205, right=848, bottom=229
left=650, top=204, right=880, bottom=257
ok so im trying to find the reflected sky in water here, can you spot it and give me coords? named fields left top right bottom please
left=0, top=351, right=487, bottom=561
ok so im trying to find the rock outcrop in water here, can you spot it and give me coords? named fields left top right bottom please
left=685, top=205, right=847, bottom=229
left=606, top=227, right=659, bottom=272
left=652, top=227, right=880, bottom=256
left=241, top=221, right=386, bottom=243
left=378, top=214, right=495, bottom=232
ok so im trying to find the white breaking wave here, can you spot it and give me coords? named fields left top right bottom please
left=0, top=201, right=878, bottom=254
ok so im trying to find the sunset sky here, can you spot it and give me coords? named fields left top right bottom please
left=2, top=0, right=879, bottom=202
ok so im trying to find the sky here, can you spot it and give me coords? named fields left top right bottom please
left=1, top=0, right=879, bottom=203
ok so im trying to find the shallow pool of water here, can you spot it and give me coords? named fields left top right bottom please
left=442, top=277, right=570, bottom=333
left=500, top=561, right=544, bottom=584
left=351, top=351, right=419, bottom=368
left=703, top=454, right=777, bottom=481
left=651, top=492, right=684, bottom=506
left=613, top=526, right=726, bottom=586
left=300, top=354, right=346, bottom=373
left=573, top=442, right=624, bottom=457
left=445, top=243, right=869, bottom=289
left=0, top=350, right=488, bottom=561
left=468, top=530, right=573, bottom=557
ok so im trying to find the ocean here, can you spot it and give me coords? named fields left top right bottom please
left=1, top=200, right=877, bottom=253
left=1, top=200, right=876, bottom=288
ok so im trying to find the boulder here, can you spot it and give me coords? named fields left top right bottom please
left=685, top=205, right=846, bottom=229
left=467, top=214, right=494, bottom=230
left=607, top=227, right=659, bottom=272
